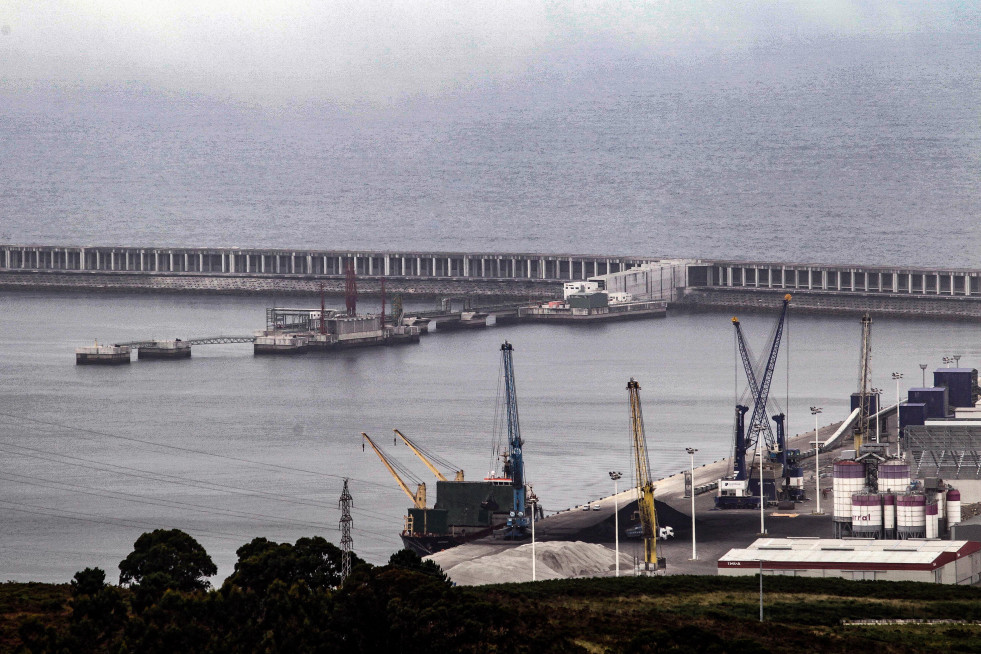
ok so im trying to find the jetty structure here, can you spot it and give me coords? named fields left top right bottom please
left=74, top=342, right=132, bottom=365
left=5, top=243, right=981, bottom=318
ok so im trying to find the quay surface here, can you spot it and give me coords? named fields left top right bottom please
left=430, top=413, right=881, bottom=583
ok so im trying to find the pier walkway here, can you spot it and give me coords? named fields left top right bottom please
left=120, top=335, right=255, bottom=348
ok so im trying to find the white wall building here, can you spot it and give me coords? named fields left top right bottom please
left=718, top=537, right=981, bottom=584
left=563, top=281, right=599, bottom=299
left=588, top=260, right=692, bottom=301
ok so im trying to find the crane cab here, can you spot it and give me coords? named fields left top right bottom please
left=715, top=478, right=760, bottom=509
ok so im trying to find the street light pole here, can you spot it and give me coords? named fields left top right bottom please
left=871, top=387, right=882, bottom=443
left=529, top=487, right=538, bottom=582
left=609, top=471, right=622, bottom=577
left=759, top=446, right=766, bottom=534
left=810, top=406, right=823, bottom=515
left=686, top=448, right=698, bottom=561
left=892, top=372, right=904, bottom=459
left=759, top=559, right=764, bottom=622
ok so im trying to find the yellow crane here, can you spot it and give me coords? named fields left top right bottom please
left=362, top=432, right=426, bottom=509
left=627, top=378, right=661, bottom=573
left=393, top=429, right=465, bottom=481
left=854, top=312, right=873, bottom=452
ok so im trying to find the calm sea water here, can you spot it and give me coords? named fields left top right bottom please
left=1, top=34, right=979, bottom=265
left=1, top=291, right=979, bottom=582
left=1, top=32, right=980, bottom=582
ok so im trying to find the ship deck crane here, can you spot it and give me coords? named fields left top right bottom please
left=362, top=432, right=426, bottom=509
left=501, top=341, right=529, bottom=539
left=627, top=378, right=662, bottom=573
left=393, top=429, right=464, bottom=481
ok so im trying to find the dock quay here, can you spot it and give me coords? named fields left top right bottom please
left=6, top=244, right=981, bottom=319
left=429, top=413, right=865, bottom=584
left=431, top=403, right=904, bottom=584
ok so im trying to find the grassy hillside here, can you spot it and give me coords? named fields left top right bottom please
left=0, top=583, right=71, bottom=652
left=472, top=576, right=981, bottom=653
left=4, top=574, right=981, bottom=653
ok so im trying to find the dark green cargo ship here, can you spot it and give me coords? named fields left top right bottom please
left=400, top=480, right=515, bottom=556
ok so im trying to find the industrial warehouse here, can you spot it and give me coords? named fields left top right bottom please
left=718, top=538, right=981, bottom=584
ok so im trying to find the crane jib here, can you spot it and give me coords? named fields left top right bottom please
left=739, top=296, right=790, bottom=453
left=501, top=341, right=528, bottom=535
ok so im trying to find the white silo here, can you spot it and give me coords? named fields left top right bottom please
left=833, top=460, right=866, bottom=538
left=947, top=489, right=962, bottom=530
left=896, top=494, right=926, bottom=539
left=882, top=494, right=896, bottom=539
left=878, top=461, right=911, bottom=493
left=925, top=502, right=939, bottom=539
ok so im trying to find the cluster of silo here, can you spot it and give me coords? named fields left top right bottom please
left=833, top=457, right=963, bottom=540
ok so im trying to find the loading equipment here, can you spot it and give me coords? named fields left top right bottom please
left=393, top=429, right=465, bottom=482
left=716, top=294, right=791, bottom=509
left=500, top=341, right=530, bottom=539
left=362, top=432, right=426, bottom=509
left=627, top=378, right=663, bottom=573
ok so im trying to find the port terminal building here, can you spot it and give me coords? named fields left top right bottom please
left=718, top=538, right=981, bottom=584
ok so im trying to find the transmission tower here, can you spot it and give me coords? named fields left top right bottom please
left=338, top=478, right=353, bottom=584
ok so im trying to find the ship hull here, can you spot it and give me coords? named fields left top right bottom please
left=400, top=525, right=497, bottom=557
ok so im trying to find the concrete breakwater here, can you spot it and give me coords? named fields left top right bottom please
left=678, top=288, right=981, bottom=320
left=4, top=244, right=981, bottom=319
left=0, top=270, right=557, bottom=300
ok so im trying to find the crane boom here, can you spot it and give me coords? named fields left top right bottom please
left=627, top=378, right=660, bottom=572
left=393, top=429, right=464, bottom=482
left=854, top=313, right=873, bottom=451
left=743, top=294, right=792, bottom=457
left=362, top=432, right=426, bottom=509
left=501, top=341, right=529, bottom=537
left=732, top=317, right=775, bottom=452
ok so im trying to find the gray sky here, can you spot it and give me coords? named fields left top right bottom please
left=1, top=2, right=978, bottom=104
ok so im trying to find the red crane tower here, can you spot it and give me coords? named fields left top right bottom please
left=345, top=260, right=357, bottom=317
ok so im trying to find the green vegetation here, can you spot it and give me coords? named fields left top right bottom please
left=4, top=533, right=981, bottom=652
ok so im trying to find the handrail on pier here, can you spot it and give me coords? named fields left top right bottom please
left=120, top=335, right=255, bottom=347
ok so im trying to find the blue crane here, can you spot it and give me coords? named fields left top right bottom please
left=500, top=341, right=529, bottom=538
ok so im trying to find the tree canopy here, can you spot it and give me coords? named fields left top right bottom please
left=118, top=529, right=217, bottom=592
left=225, top=535, right=362, bottom=594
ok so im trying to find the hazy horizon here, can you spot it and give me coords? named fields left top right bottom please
left=3, top=2, right=979, bottom=106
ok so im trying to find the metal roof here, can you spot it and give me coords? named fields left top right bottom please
left=718, top=538, right=979, bottom=570
left=906, top=424, right=981, bottom=479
